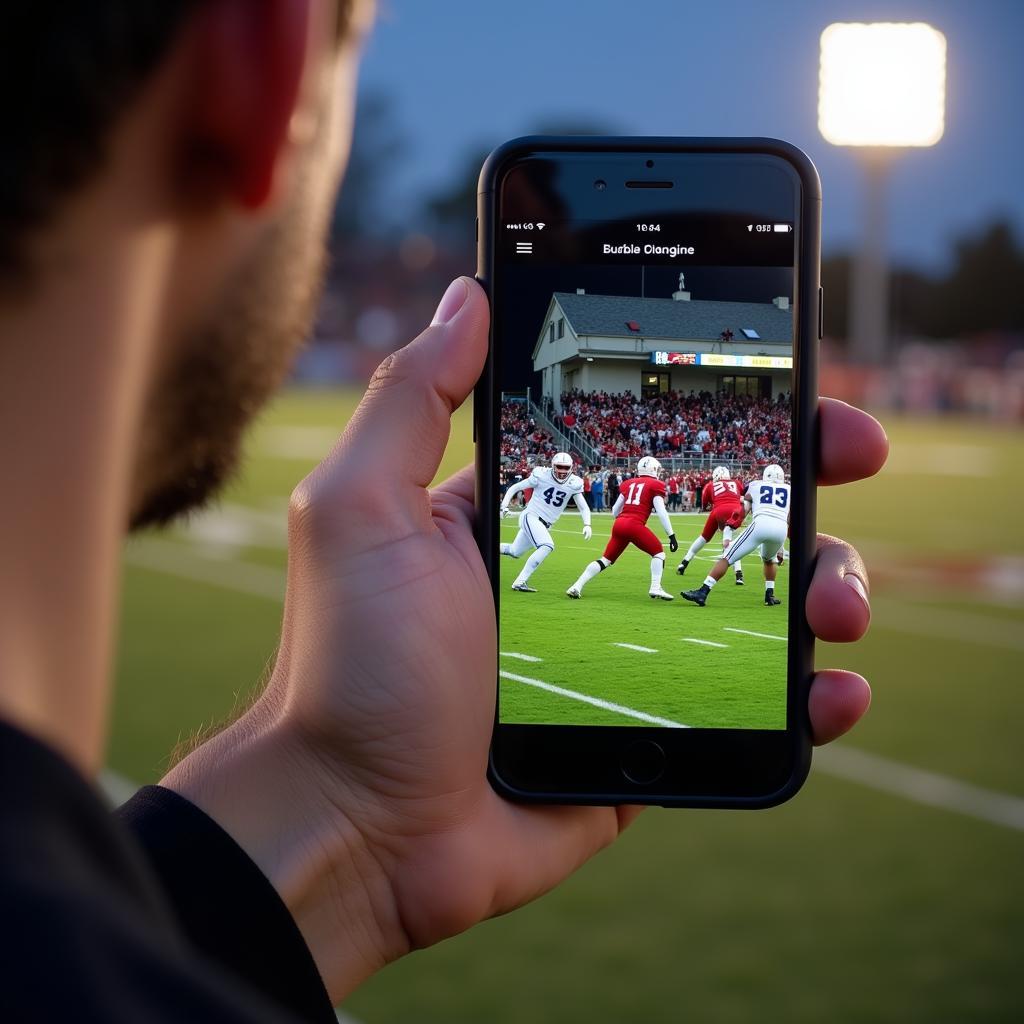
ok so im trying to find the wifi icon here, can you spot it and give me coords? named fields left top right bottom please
left=537, top=222, right=546, bottom=231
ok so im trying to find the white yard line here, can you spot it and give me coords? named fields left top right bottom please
left=612, top=642, right=659, bottom=653
left=126, top=538, right=286, bottom=601
left=500, top=671, right=687, bottom=727
left=500, top=651, right=543, bottom=663
left=126, top=542, right=1024, bottom=833
left=723, top=627, right=787, bottom=641
left=814, top=745, right=1024, bottom=833
left=682, top=638, right=729, bottom=648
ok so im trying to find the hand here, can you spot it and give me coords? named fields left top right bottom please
left=162, top=278, right=887, bottom=1003
left=582, top=525, right=592, bottom=541
left=499, top=506, right=511, bottom=519
left=669, top=533, right=678, bottom=553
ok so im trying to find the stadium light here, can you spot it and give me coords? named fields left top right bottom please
left=819, top=23, right=946, bottom=147
left=818, top=22, right=947, bottom=363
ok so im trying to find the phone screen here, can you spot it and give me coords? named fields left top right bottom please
left=491, top=151, right=804, bottom=740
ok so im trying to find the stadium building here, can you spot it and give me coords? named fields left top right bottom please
left=532, top=279, right=793, bottom=409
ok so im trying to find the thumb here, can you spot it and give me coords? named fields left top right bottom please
left=295, top=278, right=488, bottom=538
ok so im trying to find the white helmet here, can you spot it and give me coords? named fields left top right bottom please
left=636, top=456, right=662, bottom=479
left=712, top=465, right=731, bottom=482
left=762, top=464, right=785, bottom=484
left=551, top=452, right=573, bottom=483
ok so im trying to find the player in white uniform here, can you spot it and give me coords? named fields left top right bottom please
left=499, top=452, right=592, bottom=592
left=680, top=464, right=790, bottom=607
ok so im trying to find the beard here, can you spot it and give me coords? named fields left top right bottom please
left=129, top=164, right=331, bottom=531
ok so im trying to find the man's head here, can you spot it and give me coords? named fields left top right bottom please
left=551, top=452, right=573, bottom=483
left=636, top=456, right=662, bottom=479
left=1, top=1, right=369, bottom=529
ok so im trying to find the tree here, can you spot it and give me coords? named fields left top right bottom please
left=825, top=219, right=1024, bottom=344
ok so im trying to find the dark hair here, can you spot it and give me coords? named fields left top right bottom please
left=0, top=3, right=204, bottom=287
left=0, top=1, right=353, bottom=291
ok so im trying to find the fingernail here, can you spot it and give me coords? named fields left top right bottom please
left=843, top=573, right=870, bottom=613
left=432, top=278, right=469, bottom=325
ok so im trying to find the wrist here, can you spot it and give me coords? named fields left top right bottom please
left=161, top=714, right=409, bottom=1002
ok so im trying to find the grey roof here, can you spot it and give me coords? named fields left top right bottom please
left=554, top=292, right=792, bottom=343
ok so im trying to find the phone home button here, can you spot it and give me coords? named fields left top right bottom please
left=619, top=740, right=666, bottom=785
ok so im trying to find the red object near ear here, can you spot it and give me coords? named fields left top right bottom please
left=188, top=0, right=313, bottom=210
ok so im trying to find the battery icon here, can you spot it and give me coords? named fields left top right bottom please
left=773, top=223, right=793, bottom=233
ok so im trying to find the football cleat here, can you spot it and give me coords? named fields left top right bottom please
left=765, top=591, right=782, bottom=606
left=735, top=570, right=745, bottom=585
left=512, top=583, right=537, bottom=593
left=681, top=585, right=709, bottom=606
left=676, top=559, right=689, bottom=576
left=566, top=587, right=582, bottom=599
left=649, top=587, right=675, bottom=601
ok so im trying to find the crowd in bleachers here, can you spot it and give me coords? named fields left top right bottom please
left=500, top=400, right=560, bottom=467
left=557, top=388, right=791, bottom=465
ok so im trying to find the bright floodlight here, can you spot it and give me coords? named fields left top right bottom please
left=819, top=22, right=946, bottom=147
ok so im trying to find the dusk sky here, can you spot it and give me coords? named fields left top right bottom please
left=358, top=0, right=1024, bottom=272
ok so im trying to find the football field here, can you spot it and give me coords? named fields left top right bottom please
left=499, top=512, right=788, bottom=729
left=110, top=393, right=1024, bottom=1023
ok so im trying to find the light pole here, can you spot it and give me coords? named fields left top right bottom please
left=818, top=22, right=947, bottom=364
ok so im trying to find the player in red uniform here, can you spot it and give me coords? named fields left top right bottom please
left=566, top=456, right=678, bottom=600
left=676, top=465, right=746, bottom=584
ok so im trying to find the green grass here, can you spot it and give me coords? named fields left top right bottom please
left=109, top=395, right=1024, bottom=1023
left=498, top=512, right=788, bottom=728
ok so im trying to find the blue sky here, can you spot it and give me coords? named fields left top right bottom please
left=357, top=0, right=1024, bottom=271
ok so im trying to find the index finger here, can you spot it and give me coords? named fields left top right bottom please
left=818, top=398, right=888, bottom=486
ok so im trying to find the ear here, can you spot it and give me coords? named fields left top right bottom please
left=185, top=0, right=318, bottom=210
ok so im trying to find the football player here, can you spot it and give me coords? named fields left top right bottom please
left=681, top=464, right=790, bottom=607
left=499, top=452, right=591, bottom=592
left=676, top=464, right=746, bottom=584
left=566, top=455, right=678, bottom=601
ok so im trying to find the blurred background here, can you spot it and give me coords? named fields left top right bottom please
left=115, top=1, right=1023, bottom=1021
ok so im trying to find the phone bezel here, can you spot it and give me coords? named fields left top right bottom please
left=475, top=137, right=820, bottom=808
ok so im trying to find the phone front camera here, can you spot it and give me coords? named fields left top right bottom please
left=646, top=159, right=654, bottom=168
left=594, top=179, right=607, bottom=191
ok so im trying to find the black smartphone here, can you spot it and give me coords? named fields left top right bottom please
left=475, top=137, right=821, bottom=807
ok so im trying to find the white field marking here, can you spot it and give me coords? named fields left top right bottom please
left=814, top=745, right=1024, bottom=833
left=175, top=501, right=288, bottom=553
left=868, top=599, right=1024, bottom=653
left=682, top=638, right=729, bottom=648
left=500, top=671, right=687, bottom=728
left=254, top=425, right=340, bottom=460
left=724, top=627, right=787, bottom=641
left=612, top=642, right=659, bottom=653
left=500, top=651, right=543, bottom=663
left=126, top=542, right=1024, bottom=832
left=125, top=537, right=286, bottom=601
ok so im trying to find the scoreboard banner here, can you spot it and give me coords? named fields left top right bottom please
left=652, top=351, right=793, bottom=369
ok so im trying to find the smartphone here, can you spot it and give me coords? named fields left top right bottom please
left=475, top=137, right=820, bottom=807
